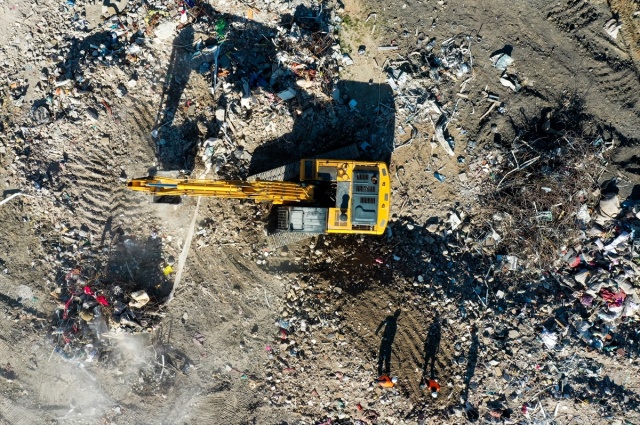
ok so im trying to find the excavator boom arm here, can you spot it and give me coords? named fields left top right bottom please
left=127, top=177, right=314, bottom=205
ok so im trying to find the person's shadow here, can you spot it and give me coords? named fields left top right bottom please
left=461, top=324, right=480, bottom=421
left=376, top=309, right=401, bottom=376
left=420, top=316, right=441, bottom=385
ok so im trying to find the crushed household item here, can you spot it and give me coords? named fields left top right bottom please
left=277, top=87, right=297, bottom=101
left=603, top=18, right=622, bottom=39
left=491, top=53, right=514, bottom=70
left=594, top=193, right=621, bottom=224
left=129, top=290, right=150, bottom=308
left=540, top=329, right=558, bottom=350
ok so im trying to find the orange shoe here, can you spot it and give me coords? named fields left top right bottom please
left=375, top=374, right=397, bottom=388
left=426, top=379, right=440, bottom=398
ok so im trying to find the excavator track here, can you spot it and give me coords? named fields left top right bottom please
left=266, top=230, right=321, bottom=249
left=248, top=143, right=361, bottom=182
left=247, top=163, right=300, bottom=182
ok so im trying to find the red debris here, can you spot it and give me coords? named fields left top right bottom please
left=599, top=288, right=626, bottom=307
left=569, top=256, right=581, bottom=268
left=279, top=328, right=288, bottom=340
left=95, top=295, right=109, bottom=306
left=63, top=297, right=74, bottom=319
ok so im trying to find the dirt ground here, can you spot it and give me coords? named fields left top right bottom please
left=0, top=0, right=639, bottom=423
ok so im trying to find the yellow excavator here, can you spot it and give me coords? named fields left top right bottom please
left=127, top=159, right=390, bottom=236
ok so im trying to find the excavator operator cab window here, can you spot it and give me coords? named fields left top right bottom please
left=318, top=166, right=337, bottom=181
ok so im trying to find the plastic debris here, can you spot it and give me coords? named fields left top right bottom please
left=129, top=290, right=150, bottom=308
left=277, top=87, right=297, bottom=101
left=540, top=329, right=558, bottom=350
left=491, top=53, right=514, bottom=70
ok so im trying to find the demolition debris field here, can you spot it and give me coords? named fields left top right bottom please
left=1, top=0, right=640, bottom=424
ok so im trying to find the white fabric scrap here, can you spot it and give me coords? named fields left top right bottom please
left=604, top=231, right=630, bottom=253
left=540, top=329, right=558, bottom=350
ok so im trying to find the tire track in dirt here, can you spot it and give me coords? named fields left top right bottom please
left=588, top=61, right=640, bottom=111
left=301, top=235, right=465, bottom=405
left=395, top=312, right=431, bottom=395
left=158, top=242, right=283, bottom=424
left=610, top=0, right=640, bottom=75
left=66, top=141, right=121, bottom=235
left=62, top=95, right=157, bottom=240
left=124, top=97, right=158, bottom=169
left=191, top=391, right=257, bottom=424
left=545, top=0, right=640, bottom=126
left=547, top=0, right=600, bottom=32
left=0, top=398, right=45, bottom=425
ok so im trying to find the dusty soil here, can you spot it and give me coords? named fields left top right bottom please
left=0, top=0, right=639, bottom=423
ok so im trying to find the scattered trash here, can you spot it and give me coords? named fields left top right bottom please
left=497, top=254, right=518, bottom=271
left=448, top=211, right=463, bottom=230
left=2, top=1, right=639, bottom=423
left=277, top=87, right=297, bottom=101
left=540, top=329, right=558, bottom=350
left=603, top=18, right=622, bottom=39
left=129, top=290, right=150, bottom=308
left=31, top=106, right=50, bottom=125
left=434, top=114, right=455, bottom=156
left=491, top=53, right=514, bottom=71
left=594, top=193, right=621, bottom=224
left=193, top=333, right=205, bottom=347
left=499, top=74, right=521, bottom=91
left=342, top=53, right=354, bottom=66
left=86, top=108, right=99, bottom=121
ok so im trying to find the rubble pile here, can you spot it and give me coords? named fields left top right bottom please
left=551, top=191, right=640, bottom=352
left=466, top=103, right=614, bottom=270
left=49, top=281, right=160, bottom=365
left=47, top=225, right=178, bottom=365
left=255, top=193, right=639, bottom=423
left=2, top=0, right=357, bottom=181
left=198, top=2, right=392, bottom=177
left=7, top=2, right=160, bottom=126
left=233, top=42, right=640, bottom=418
left=385, top=34, right=474, bottom=155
